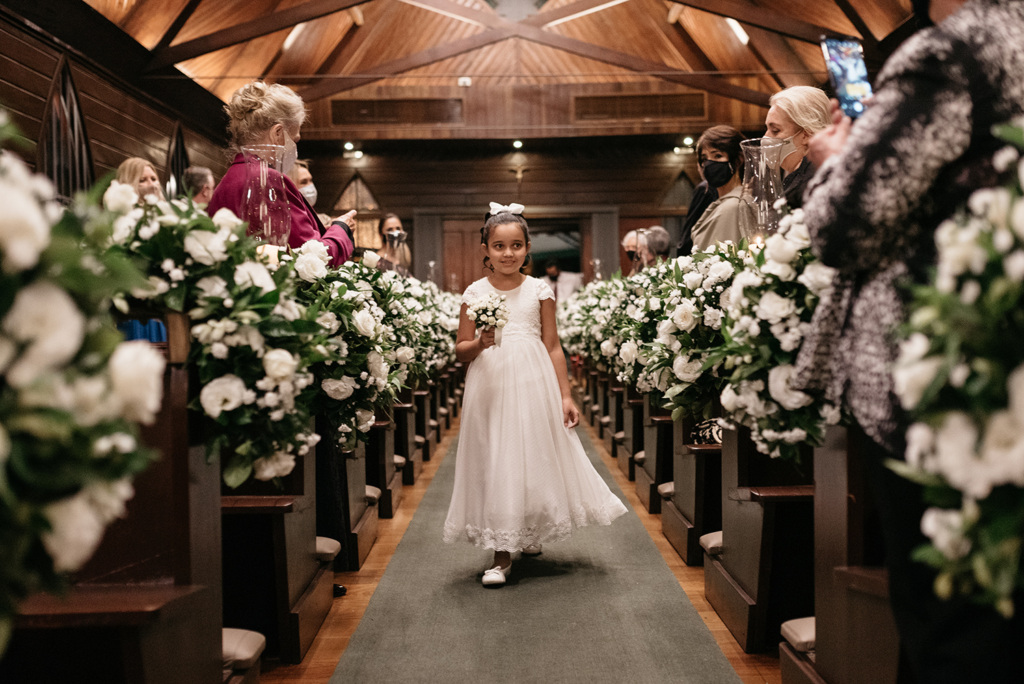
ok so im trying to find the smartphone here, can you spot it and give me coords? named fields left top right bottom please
left=820, top=36, right=873, bottom=119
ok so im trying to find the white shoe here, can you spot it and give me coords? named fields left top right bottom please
left=482, top=562, right=511, bottom=586
left=521, top=544, right=542, bottom=556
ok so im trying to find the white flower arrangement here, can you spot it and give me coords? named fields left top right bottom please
left=891, top=121, right=1024, bottom=617
left=711, top=207, right=840, bottom=460
left=466, top=292, right=510, bottom=347
left=0, top=116, right=165, bottom=649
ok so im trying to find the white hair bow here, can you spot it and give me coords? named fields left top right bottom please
left=489, top=202, right=525, bottom=216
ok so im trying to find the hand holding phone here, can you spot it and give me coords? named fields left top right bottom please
left=821, top=37, right=873, bottom=119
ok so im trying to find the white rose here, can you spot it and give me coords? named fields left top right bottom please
left=600, top=339, right=617, bottom=357
left=703, top=308, right=723, bottom=330
left=893, top=356, right=944, bottom=410
left=671, top=299, right=698, bottom=332
left=322, top=376, right=359, bottom=400
left=362, top=251, right=381, bottom=268
left=761, top=259, right=797, bottom=282
left=368, top=350, right=389, bottom=380
left=356, top=408, right=375, bottom=432
left=297, top=239, right=331, bottom=264
left=263, top=349, right=298, bottom=381
left=102, top=180, right=139, bottom=214
left=316, top=311, right=340, bottom=334
left=199, top=374, right=248, bottom=418
left=396, top=346, right=416, bottom=364
left=183, top=229, right=230, bottom=265
left=234, top=261, right=277, bottom=295
left=683, top=271, right=704, bottom=290
left=672, top=355, right=703, bottom=383
left=211, top=207, right=244, bottom=231
left=3, top=281, right=85, bottom=387
left=1004, top=251, right=1024, bottom=282
left=196, top=275, right=230, bottom=300
left=720, top=385, right=741, bottom=414
left=619, top=340, right=639, bottom=366
left=272, top=298, right=303, bottom=321
left=784, top=219, right=811, bottom=248
left=108, top=341, right=166, bottom=424
left=353, top=309, right=377, bottom=337
left=294, top=252, right=329, bottom=282
left=764, top=234, right=800, bottom=265
left=224, top=325, right=265, bottom=356
left=797, top=262, right=836, bottom=296
left=1, top=180, right=51, bottom=273
left=754, top=291, right=796, bottom=324
left=706, top=261, right=734, bottom=285
left=418, top=311, right=433, bottom=326
left=42, top=478, right=134, bottom=572
left=253, top=451, right=296, bottom=481
left=1011, top=197, right=1024, bottom=239
left=920, top=507, right=971, bottom=560
left=767, top=364, right=814, bottom=410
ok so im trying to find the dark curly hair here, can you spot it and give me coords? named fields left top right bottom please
left=480, top=211, right=531, bottom=274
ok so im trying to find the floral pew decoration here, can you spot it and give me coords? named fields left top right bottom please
left=637, top=244, right=744, bottom=423
left=0, top=118, right=165, bottom=652
left=890, top=121, right=1024, bottom=618
left=104, top=182, right=326, bottom=487
left=711, top=208, right=841, bottom=460
left=606, top=264, right=669, bottom=392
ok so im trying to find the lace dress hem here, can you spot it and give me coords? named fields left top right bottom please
left=442, top=501, right=624, bottom=551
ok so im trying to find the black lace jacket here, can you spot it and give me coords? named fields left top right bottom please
left=794, top=0, right=1024, bottom=454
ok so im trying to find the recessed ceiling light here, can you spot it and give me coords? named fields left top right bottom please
left=513, top=140, right=523, bottom=149
left=353, top=150, right=363, bottom=159
left=673, top=147, right=682, bottom=155
left=683, top=136, right=694, bottom=146
left=344, top=141, right=355, bottom=151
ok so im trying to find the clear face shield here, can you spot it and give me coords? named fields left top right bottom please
left=628, top=230, right=650, bottom=275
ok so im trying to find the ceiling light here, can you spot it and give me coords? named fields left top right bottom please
left=673, top=147, right=682, bottom=155
left=344, top=141, right=355, bottom=151
left=283, top=23, right=306, bottom=51
left=683, top=136, right=694, bottom=146
left=543, top=0, right=629, bottom=27
left=354, top=150, right=364, bottom=159
left=513, top=140, right=523, bottom=149
left=726, top=18, right=749, bottom=45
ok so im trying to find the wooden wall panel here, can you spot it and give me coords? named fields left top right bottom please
left=0, top=14, right=229, bottom=181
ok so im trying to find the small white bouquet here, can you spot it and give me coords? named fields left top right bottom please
left=466, top=292, right=510, bottom=346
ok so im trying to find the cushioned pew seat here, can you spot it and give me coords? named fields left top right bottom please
left=700, top=530, right=723, bottom=556
left=223, top=628, right=265, bottom=684
left=781, top=616, right=816, bottom=662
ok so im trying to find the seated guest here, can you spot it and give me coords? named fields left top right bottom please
left=689, top=126, right=755, bottom=251
left=764, top=86, right=831, bottom=208
left=181, top=166, right=215, bottom=205
left=544, top=260, right=584, bottom=302
left=375, top=212, right=411, bottom=276
left=116, top=157, right=164, bottom=203
left=208, top=81, right=354, bottom=266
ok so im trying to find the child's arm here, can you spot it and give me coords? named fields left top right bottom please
left=540, top=298, right=579, bottom=428
left=455, top=302, right=494, bottom=363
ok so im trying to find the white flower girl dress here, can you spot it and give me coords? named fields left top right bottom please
left=443, top=276, right=628, bottom=551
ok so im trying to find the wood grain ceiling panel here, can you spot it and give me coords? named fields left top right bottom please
left=846, top=0, right=912, bottom=41
left=674, top=6, right=777, bottom=92
left=264, top=12, right=356, bottom=81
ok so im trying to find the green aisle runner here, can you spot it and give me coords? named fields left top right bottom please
left=330, top=429, right=742, bottom=684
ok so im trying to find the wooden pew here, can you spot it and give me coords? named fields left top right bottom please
left=635, top=395, right=674, bottom=514
left=315, top=422, right=378, bottom=571
left=0, top=313, right=223, bottom=684
left=366, top=418, right=403, bottom=518
left=780, top=426, right=899, bottom=684
left=605, top=383, right=625, bottom=460
left=620, top=385, right=644, bottom=481
left=437, top=371, right=452, bottom=430
left=393, top=390, right=422, bottom=486
left=413, top=387, right=434, bottom=465
left=595, top=373, right=610, bottom=440
left=661, top=418, right=722, bottom=566
left=221, top=446, right=332, bottom=664
left=427, top=378, right=443, bottom=445
left=703, top=427, right=815, bottom=653
left=586, top=370, right=599, bottom=426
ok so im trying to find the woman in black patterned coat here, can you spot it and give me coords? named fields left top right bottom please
left=797, top=1, right=1024, bottom=681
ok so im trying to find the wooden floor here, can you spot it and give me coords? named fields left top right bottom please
left=261, top=415, right=782, bottom=684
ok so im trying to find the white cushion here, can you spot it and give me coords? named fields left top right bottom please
left=657, top=482, right=674, bottom=500
left=365, top=485, right=382, bottom=504
left=393, top=454, right=407, bottom=468
left=633, top=451, right=645, bottom=465
left=600, top=416, right=611, bottom=425
left=438, top=407, right=449, bottom=416
left=700, top=531, right=723, bottom=556
left=315, top=536, right=341, bottom=562
left=614, top=431, right=625, bottom=442
left=781, top=617, right=816, bottom=653
left=223, top=628, right=265, bottom=670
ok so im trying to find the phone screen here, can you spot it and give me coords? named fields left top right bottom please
left=821, top=37, right=873, bottom=119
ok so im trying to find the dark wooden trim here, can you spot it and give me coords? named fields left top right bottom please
left=833, top=566, right=889, bottom=598
left=13, top=585, right=207, bottom=628
left=671, top=0, right=846, bottom=43
left=222, top=496, right=297, bottom=513
left=147, top=0, right=375, bottom=71
left=830, top=0, right=877, bottom=48
left=152, top=0, right=205, bottom=54
left=747, top=485, right=815, bottom=502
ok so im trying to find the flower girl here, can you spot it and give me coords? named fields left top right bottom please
left=443, top=203, right=628, bottom=586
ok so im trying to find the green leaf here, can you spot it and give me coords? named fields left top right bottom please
left=222, top=455, right=252, bottom=489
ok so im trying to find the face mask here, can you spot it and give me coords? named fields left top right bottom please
left=778, top=136, right=799, bottom=166
left=281, top=128, right=298, bottom=175
left=299, top=183, right=317, bottom=206
left=702, top=159, right=734, bottom=188
left=626, top=250, right=637, bottom=262
left=912, top=0, right=933, bottom=27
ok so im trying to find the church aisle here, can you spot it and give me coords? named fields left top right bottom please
left=261, top=417, right=781, bottom=684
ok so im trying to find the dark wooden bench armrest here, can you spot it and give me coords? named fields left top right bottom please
left=627, top=399, right=644, bottom=407
left=609, top=386, right=624, bottom=394
left=834, top=566, right=889, bottom=599
left=15, top=585, right=207, bottom=628
left=413, top=390, right=430, bottom=397
left=221, top=495, right=295, bottom=514
left=651, top=416, right=675, bottom=425
left=372, top=419, right=392, bottom=429
left=747, top=485, right=815, bottom=502
left=684, top=444, right=722, bottom=455
left=392, top=402, right=414, bottom=410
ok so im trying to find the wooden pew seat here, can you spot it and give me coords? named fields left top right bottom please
left=223, top=627, right=266, bottom=684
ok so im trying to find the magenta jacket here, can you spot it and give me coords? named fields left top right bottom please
left=208, top=153, right=353, bottom=266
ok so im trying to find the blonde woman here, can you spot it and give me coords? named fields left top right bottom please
left=763, top=86, right=831, bottom=208
left=116, top=157, right=164, bottom=203
left=208, top=81, right=354, bottom=265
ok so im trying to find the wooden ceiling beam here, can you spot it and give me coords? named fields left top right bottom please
left=151, top=0, right=205, bottom=53
left=743, top=25, right=817, bottom=88
left=668, top=0, right=844, bottom=43
left=299, top=27, right=513, bottom=100
left=830, top=0, right=877, bottom=47
left=147, top=0, right=374, bottom=70
left=397, top=0, right=503, bottom=27
left=519, top=0, right=631, bottom=28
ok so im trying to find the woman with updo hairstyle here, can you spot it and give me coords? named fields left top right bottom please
left=116, top=157, right=164, bottom=203
left=375, top=212, right=412, bottom=276
left=688, top=125, right=756, bottom=251
left=207, top=81, right=354, bottom=265
left=764, top=85, right=831, bottom=208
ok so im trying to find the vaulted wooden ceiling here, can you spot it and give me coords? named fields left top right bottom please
left=82, top=0, right=914, bottom=140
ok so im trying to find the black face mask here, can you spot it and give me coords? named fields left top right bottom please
left=912, top=0, right=933, bottom=27
left=702, top=159, right=734, bottom=188
left=626, top=250, right=637, bottom=262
